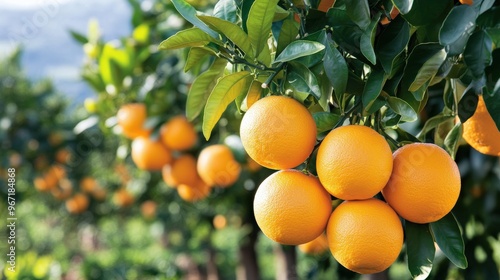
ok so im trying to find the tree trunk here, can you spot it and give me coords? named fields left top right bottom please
left=237, top=230, right=260, bottom=280
left=207, top=248, right=219, bottom=280
left=274, top=245, right=297, bottom=280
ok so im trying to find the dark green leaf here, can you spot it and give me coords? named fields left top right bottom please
left=273, top=5, right=290, bottom=21
left=247, top=0, right=280, bottom=57
left=203, top=71, right=253, bottom=139
left=430, top=213, right=468, bottom=269
left=360, top=14, right=380, bottom=65
left=313, top=112, right=341, bottom=134
left=171, top=0, right=219, bottom=39
left=327, top=8, right=367, bottom=64
left=402, top=0, right=453, bottom=26
left=464, top=30, right=493, bottom=79
left=458, top=84, right=479, bottom=123
left=345, top=0, right=371, bottom=29
left=387, top=96, right=418, bottom=122
left=392, top=0, right=413, bottom=14
left=198, top=15, right=254, bottom=58
left=406, top=222, right=435, bottom=279
left=213, top=0, right=237, bottom=23
left=483, top=89, right=500, bottom=130
left=444, top=122, right=463, bottom=159
left=274, top=40, right=325, bottom=63
left=474, top=0, right=495, bottom=15
left=409, top=49, right=447, bottom=92
left=417, top=113, right=455, bottom=141
left=277, top=18, right=299, bottom=55
left=159, top=28, right=218, bottom=50
left=186, top=59, right=227, bottom=121
left=287, top=62, right=322, bottom=100
left=323, top=36, right=348, bottom=104
left=362, top=69, right=387, bottom=113
left=376, top=16, right=410, bottom=74
left=70, top=30, right=88, bottom=45
left=439, top=5, right=477, bottom=56
left=476, top=6, right=500, bottom=29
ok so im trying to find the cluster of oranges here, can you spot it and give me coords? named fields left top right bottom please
left=117, top=103, right=242, bottom=202
left=240, top=95, right=462, bottom=274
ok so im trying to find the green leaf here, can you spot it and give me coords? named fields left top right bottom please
left=430, top=213, right=468, bottom=269
left=213, top=0, right=237, bottom=23
left=402, top=0, right=453, bottom=26
left=362, top=69, right=387, bottom=113
left=323, top=35, right=348, bottom=104
left=70, top=30, right=88, bottom=45
left=376, top=16, right=410, bottom=74
left=392, top=0, right=413, bottom=14
left=406, top=222, right=435, bottom=279
left=277, top=18, right=300, bottom=55
left=185, top=47, right=212, bottom=72
left=99, top=43, right=131, bottom=87
left=417, top=113, right=455, bottom=141
left=464, top=30, right=493, bottom=79
left=274, top=40, right=325, bottom=63
left=444, top=122, right=463, bottom=159
left=345, top=0, right=371, bottom=29
left=159, top=28, right=217, bottom=50
left=387, top=96, right=418, bottom=122
left=327, top=8, right=366, bottom=65
left=313, top=112, right=341, bottom=134
left=198, top=15, right=254, bottom=58
left=247, top=0, right=280, bottom=57
left=439, top=5, right=477, bottom=56
left=402, top=43, right=446, bottom=98
left=170, top=0, right=219, bottom=39
left=186, top=59, right=227, bottom=121
left=483, top=90, right=500, bottom=130
left=457, top=84, right=479, bottom=123
left=274, top=5, right=290, bottom=22
left=203, top=71, right=253, bottom=139
left=474, top=0, right=495, bottom=15
left=287, top=62, right=322, bottom=100
left=360, top=14, right=380, bottom=65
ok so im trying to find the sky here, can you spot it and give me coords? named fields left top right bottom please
left=0, top=0, right=132, bottom=102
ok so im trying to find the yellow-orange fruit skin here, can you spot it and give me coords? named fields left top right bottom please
left=117, top=103, right=150, bottom=139
left=298, top=233, right=329, bottom=255
left=197, top=145, right=241, bottom=187
left=160, top=116, right=197, bottom=151
left=131, top=136, right=173, bottom=171
left=382, top=143, right=461, bottom=224
left=316, top=125, right=393, bottom=200
left=162, top=154, right=200, bottom=187
left=326, top=198, right=403, bottom=274
left=253, top=170, right=332, bottom=245
left=240, top=96, right=317, bottom=170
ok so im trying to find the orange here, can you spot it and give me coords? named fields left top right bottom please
left=91, top=187, right=107, bottom=201
left=253, top=170, right=332, bottom=245
left=51, top=178, right=73, bottom=200
left=326, top=198, right=403, bottom=274
left=177, top=179, right=211, bottom=202
left=34, top=177, right=51, bottom=192
left=462, top=95, right=500, bottom=156
left=141, top=200, right=157, bottom=219
left=197, top=144, right=241, bottom=187
left=55, top=148, right=71, bottom=164
left=316, top=125, right=393, bottom=200
left=66, top=193, right=89, bottom=214
left=318, top=0, right=335, bottom=12
left=131, top=136, right=173, bottom=171
left=117, top=103, right=150, bottom=139
left=160, top=115, right=198, bottom=151
left=460, top=0, right=473, bottom=5
left=246, top=157, right=262, bottom=172
left=240, top=96, right=317, bottom=170
left=161, top=154, right=200, bottom=187
left=80, top=177, right=99, bottom=193
left=298, top=233, right=329, bottom=255
left=113, top=188, right=135, bottom=207
left=382, top=143, right=461, bottom=224
left=213, top=214, right=227, bottom=230
left=380, top=6, right=400, bottom=25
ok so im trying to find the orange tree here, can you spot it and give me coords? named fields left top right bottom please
left=160, top=0, right=500, bottom=278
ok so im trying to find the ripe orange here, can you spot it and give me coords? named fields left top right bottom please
left=52, top=178, right=73, bottom=200
left=213, top=214, right=227, bottom=230
left=462, top=95, right=500, bottom=156
left=318, top=0, right=335, bottom=12
left=316, top=125, right=393, bottom=200
left=197, top=144, right=241, bottom=187
left=113, top=188, right=135, bottom=207
left=240, top=96, right=317, bottom=170
left=141, top=200, right=157, bottom=219
left=298, top=233, right=329, bottom=255
left=382, top=143, right=461, bottom=224
left=326, top=198, right=403, bottom=274
left=34, top=177, right=51, bottom=192
left=80, top=177, right=99, bottom=193
left=459, top=0, right=473, bottom=5
left=55, top=148, right=71, bottom=164
left=160, top=115, right=198, bottom=151
left=161, top=154, right=200, bottom=187
left=380, top=6, right=400, bottom=25
left=117, top=103, right=150, bottom=139
left=253, top=170, right=332, bottom=245
left=177, top=179, right=211, bottom=202
left=131, top=136, right=173, bottom=171
left=66, top=193, right=89, bottom=214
